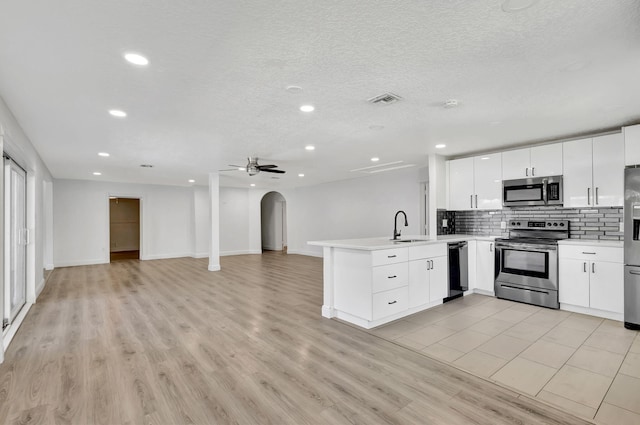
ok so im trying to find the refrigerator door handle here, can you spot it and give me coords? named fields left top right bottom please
left=630, top=270, right=640, bottom=276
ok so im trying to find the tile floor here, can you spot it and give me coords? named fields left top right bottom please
left=369, top=294, right=640, bottom=424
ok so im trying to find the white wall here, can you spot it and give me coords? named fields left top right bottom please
left=218, top=187, right=252, bottom=256
left=0, top=95, right=54, bottom=360
left=53, top=180, right=197, bottom=266
left=288, top=167, right=424, bottom=256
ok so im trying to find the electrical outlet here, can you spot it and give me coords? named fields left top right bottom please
left=500, top=221, right=507, bottom=229
left=442, top=219, right=448, bottom=228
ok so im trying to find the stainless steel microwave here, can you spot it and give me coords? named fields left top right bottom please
left=502, top=176, right=563, bottom=207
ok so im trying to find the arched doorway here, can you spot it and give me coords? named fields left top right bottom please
left=260, top=191, right=287, bottom=252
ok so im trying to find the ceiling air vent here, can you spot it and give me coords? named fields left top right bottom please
left=367, top=92, right=403, bottom=105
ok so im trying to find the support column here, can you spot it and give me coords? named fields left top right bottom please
left=208, top=172, right=220, bottom=271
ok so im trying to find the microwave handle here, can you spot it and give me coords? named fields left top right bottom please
left=542, top=178, right=548, bottom=205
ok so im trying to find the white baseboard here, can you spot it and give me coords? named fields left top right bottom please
left=560, top=303, right=623, bottom=322
left=141, top=253, right=192, bottom=261
left=220, top=250, right=262, bottom=257
left=55, top=258, right=109, bottom=267
left=287, top=249, right=323, bottom=258
left=36, top=278, right=46, bottom=298
left=208, top=263, right=221, bottom=271
left=3, top=302, right=32, bottom=353
left=192, top=252, right=209, bottom=259
left=45, top=263, right=54, bottom=271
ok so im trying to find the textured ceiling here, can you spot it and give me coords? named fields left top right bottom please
left=0, top=0, right=639, bottom=188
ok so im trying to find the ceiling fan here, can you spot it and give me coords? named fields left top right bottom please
left=221, top=157, right=286, bottom=176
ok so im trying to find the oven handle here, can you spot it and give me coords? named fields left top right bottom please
left=495, top=242, right=557, bottom=251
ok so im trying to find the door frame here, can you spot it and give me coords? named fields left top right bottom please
left=105, top=193, right=144, bottom=262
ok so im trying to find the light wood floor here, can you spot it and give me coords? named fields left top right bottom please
left=0, top=253, right=593, bottom=425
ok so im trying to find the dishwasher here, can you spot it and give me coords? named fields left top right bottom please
left=445, top=241, right=468, bottom=302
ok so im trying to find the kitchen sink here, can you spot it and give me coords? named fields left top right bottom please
left=391, top=239, right=422, bottom=243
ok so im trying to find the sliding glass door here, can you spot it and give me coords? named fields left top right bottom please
left=3, top=157, right=27, bottom=328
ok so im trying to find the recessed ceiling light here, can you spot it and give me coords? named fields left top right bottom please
left=188, top=179, right=195, bottom=183
left=305, top=145, right=315, bottom=151
left=250, top=183, right=256, bottom=187
left=371, top=157, right=380, bottom=162
left=124, top=52, right=149, bottom=66
left=481, top=157, right=490, bottom=160
left=93, top=172, right=102, bottom=176
left=98, top=152, right=110, bottom=157
left=109, top=109, right=127, bottom=118
left=286, top=85, right=303, bottom=94
left=444, top=99, right=459, bottom=109
left=298, top=173, right=305, bottom=177
left=501, top=0, right=539, bottom=13
left=435, top=144, right=446, bottom=149
left=300, top=105, right=315, bottom=112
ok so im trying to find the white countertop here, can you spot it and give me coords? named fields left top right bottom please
left=308, top=234, right=498, bottom=250
left=558, top=239, right=623, bottom=248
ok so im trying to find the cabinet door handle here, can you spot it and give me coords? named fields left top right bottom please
left=592, top=263, right=595, bottom=273
left=587, top=187, right=590, bottom=205
left=470, top=195, right=473, bottom=208
left=595, top=187, right=599, bottom=205
left=388, top=255, right=396, bottom=258
left=583, top=262, right=587, bottom=272
left=490, top=243, right=493, bottom=252
left=526, top=167, right=529, bottom=176
left=388, top=300, right=397, bottom=305
left=582, top=252, right=596, bottom=255
left=630, top=271, right=640, bottom=276
left=388, top=275, right=397, bottom=279
left=430, top=260, right=434, bottom=269
left=531, top=167, right=535, bottom=176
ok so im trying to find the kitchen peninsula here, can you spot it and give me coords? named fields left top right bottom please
left=308, top=235, right=496, bottom=329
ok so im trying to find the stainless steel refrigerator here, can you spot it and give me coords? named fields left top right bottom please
left=624, top=166, right=640, bottom=329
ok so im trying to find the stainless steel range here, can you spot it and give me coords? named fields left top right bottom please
left=494, top=219, right=569, bottom=309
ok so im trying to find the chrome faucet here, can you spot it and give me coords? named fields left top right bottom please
left=393, top=210, right=408, bottom=240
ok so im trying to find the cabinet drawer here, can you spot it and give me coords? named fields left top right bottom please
left=408, top=243, right=447, bottom=261
left=559, top=245, right=623, bottom=263
left=372, top=248, right=408, bottom=266
left=372, top=286, right=408, bottom=320
left=373, top=263, right=408, bottom=293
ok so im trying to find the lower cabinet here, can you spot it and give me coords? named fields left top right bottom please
left=475, top=240, right=496, bottom=294
left=408, top=256, right=447, bottom=309
left=332, top=243, right=449, bottom=328
left=558, top=244, right=624, bottom=317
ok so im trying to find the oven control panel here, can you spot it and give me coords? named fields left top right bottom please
left=508, top=220, right=569, bottom=230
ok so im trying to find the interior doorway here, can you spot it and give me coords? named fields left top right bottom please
left=109, top=197, right=140, bottom=261
left=3, top=156, right=27, bottom=330
left=260, top=192, right=287, bottom=252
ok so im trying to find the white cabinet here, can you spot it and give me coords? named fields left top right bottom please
left=408, top=244, right=448, bottom=308
left=563, top=134, right=624, bottom=207
left=448, top=157, right=474, bottom=210
left=624, top=124, right=640, bottom=166
left=331, top=243, right=448, bottom=328
left=448, top=154, right=502, bottom=210
left=558, top=244, right=624, bottom=318
left=475, top=240, right=496, bottom=294
left=502, top=144, right=563, bottom=180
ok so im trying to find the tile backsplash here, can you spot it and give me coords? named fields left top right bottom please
left=446, top=206, right=623, bottom=240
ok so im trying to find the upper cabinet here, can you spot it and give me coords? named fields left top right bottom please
left=448, top=154, right=502, bottom=210
left=563, top=133, right=624, bottom=207
left=624, top=124, right=640, bottom=166
left=502, top=144, right=563, bottom=180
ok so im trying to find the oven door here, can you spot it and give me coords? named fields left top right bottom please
left=495, top=242, right=558, bottom=291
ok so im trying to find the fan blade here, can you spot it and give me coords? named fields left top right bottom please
left=228, top=165, right=245, bottom=168
left=256, top=164, right=278, bottom=169
left=219, top=168, right=242, bottom=172
left=260, top=168, right=285, bottom=174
